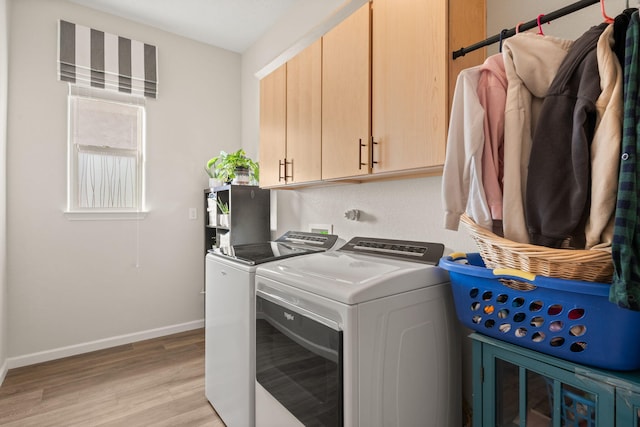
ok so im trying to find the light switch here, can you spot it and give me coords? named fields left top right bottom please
left=189, top=207, right=197, bottom=220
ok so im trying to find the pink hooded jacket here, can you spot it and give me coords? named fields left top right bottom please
left=477, top=54, right=507, bottom=223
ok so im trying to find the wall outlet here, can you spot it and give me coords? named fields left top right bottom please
left=189, top=207, right=197, bottom=220
left=309, top=223, right=333, bottom=234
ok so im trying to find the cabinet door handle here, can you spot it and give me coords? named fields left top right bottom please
left=371, top=137, right=379, bottom=167
left=278, top=159, right=285, bottom=182
left=358, top=138, right=367, bottom=170
left=285, top=158, right=293, bottom=181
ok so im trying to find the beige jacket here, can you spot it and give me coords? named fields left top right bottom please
left=586, top=24, right=622, bottom=250
left=442, top=66, right=492, bottom=231
left=501, top=32, right=574, bottom=243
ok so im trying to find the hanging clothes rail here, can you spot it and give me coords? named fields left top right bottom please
left=452, top=0, right=599, bottom=59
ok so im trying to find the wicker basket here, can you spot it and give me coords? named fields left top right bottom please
left=459, top=214, right=614, bottom=283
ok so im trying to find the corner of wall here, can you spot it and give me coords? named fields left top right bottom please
left=0, top=359, right=7, bottom=386
left=0, top=0, right=9, bottom=387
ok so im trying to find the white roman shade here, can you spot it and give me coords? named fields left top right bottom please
left=58, top=20, right=158, bottom=98
left=71, top=95, right=141, bottom=150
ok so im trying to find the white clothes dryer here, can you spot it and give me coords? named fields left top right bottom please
left=254, top=236, right=460, bottom=427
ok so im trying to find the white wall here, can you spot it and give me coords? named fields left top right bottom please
left=6, top=0, right=241, bottom=365
left=0, top=0, right=8, bottom=383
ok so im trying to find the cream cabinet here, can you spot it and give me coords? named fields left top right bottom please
left=324, top=0, right=485, bottom=180
left=260, top=0, right=486, bottom=186
left=259, top=40, right=322, bottom=188
left=259, top=63, right=286, bottom=188
left=371, top=0, right=449, bottom=174
left=286, top=39, right=322, bottom=184
left=321, top=3, right=371, bottom=180
left=374, top=0, right=486, bottom=176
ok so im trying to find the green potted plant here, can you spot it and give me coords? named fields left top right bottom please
left=205, top=157, right=223, bottom=188
left=206, top=149, right=259, bottom=185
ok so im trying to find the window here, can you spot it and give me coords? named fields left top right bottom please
left=67, top=87, right=145, bottom=214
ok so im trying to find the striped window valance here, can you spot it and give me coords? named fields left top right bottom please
left=58, top=20, right=158, bottom=98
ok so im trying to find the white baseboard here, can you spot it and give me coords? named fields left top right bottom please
left=7, top=319, right=204, bottom=370
left=0, top=358, right=7, bottom=387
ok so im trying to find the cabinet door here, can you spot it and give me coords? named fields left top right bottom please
left=371, top=0, right=447, bottom=173
left=479, top=342, right=615, bottom=427
left=286, top=39, right=322, bottom=184
left=321, top=2, right=371, bottom=180
left=448, top=0, right=487, bottom=108
left=617, top=389, right=640, bottom=426
left=259, top=63, right=287, bottom=188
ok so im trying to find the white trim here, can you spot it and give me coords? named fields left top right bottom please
left=0, top=358, right=7, bottom=386
left=7, top=319, right=204, bottom=369
left=64, top=210, right=148, bottom=220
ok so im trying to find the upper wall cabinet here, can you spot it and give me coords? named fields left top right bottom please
left=259, top=63, right=286, bottom=188
left=321, top=3, right=371, bottom=181
left=286, top=39, right=323, bottom=184
left=259, top=40, right=322, bottom=188
left=371, top=0, right=449, bottom=175
left=260, top=0, right=486, bottom=187
left=362, top=0, right=485, bottom=180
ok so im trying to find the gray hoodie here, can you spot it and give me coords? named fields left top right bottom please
left=500, top=32, right=574, bottom=244
left=526, top=23, right=609, bottom=249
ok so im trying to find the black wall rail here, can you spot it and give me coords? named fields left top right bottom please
left=452, top=0, right=600, bottom=59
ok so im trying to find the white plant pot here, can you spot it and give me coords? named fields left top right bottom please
left=209, top=210, right=218, bottom=227
left=218, top=214, right=230, bottom=228
left=209, top=178, right=222, bottom=189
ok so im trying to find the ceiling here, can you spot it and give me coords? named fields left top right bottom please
left=68, top=0, right=302, bottom=53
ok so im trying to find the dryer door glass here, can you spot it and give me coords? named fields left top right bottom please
left=256, top=295, right=343, bottom=427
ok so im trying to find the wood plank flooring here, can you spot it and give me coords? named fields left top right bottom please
left=0, top=328, right=225, bottom=426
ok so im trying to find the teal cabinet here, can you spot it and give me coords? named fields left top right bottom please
left=616, top=389, right=640, bottom=426
left=471, top=333, right=640, bottom=427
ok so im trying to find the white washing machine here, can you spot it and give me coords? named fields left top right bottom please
left=254, top=237, right=460, bottom=427
left=205, top=231, right=340, bottom=427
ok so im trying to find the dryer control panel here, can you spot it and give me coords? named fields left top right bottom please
left=339, top=237, right=444, bottom=264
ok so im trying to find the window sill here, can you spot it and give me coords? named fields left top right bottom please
left=64, top=211, right=149, bottom=221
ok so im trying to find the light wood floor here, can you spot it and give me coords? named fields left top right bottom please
left=0, top=328, right=225, bottom=427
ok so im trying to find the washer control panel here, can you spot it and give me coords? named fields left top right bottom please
left=275, top=231, right=340, bottom=251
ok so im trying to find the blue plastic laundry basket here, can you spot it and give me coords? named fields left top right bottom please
left=439, top=253, right=640, bottom=371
